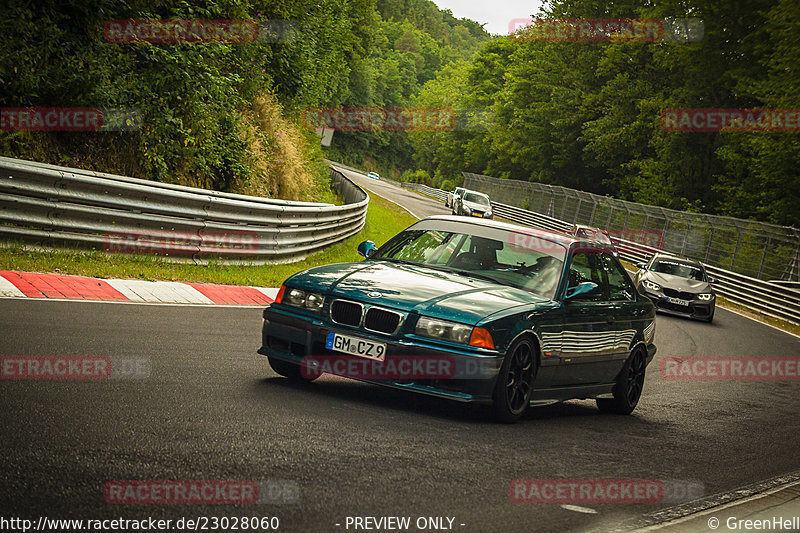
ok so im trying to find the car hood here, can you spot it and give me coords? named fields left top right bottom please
left=462, top=200, right=490, bottom=210
left=285, top=261, right=550, bottom=325
left=644, top=271, right=712, bottom=293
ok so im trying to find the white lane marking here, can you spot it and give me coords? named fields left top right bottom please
left=0, top=274, right=26, bottom=297
left=717, top=306, right=800, bottom=340
left=252, top=287, right=279, bottom=300
left=631, top=478, right=800, bottom=531
left=0, top=297, right=265, bottom=308
left=382, top=196, right=421, bottom=220
left=104, top=279, right=214, bottom=304
left=560, top=504, right=598, bottom=514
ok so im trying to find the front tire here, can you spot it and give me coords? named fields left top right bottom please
left=597, top=349, right=646, bottom=415
left=492, top=337, right=537, bottom=423
left=268, top=356, right=318, bottom=383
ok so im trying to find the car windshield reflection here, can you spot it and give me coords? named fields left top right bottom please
left=463, top=192, right=490, bottom=205
left=374, top=229, right=566, bottom=299
left=652, top=260, right=706, bottom=281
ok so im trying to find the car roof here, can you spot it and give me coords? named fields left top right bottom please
left=421, top=215, right=576, bottom=243
left=462, top=190, right=489, bottom=199
left=574, top=224, right=606, bottom=232
left=651, top=253, right=703, bottom=267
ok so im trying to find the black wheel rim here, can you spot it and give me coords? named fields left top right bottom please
left=625, top=353, right=646, bottom=405
left=505, top=342, right=534, bottom=413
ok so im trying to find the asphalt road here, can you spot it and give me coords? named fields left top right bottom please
left=332, top=165, right=449, bottom=220
left=2, top=173, right=800, bottom=533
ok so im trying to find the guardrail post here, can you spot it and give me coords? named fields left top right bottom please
left=731, top=229, right=743, bottom=271
left=680, top=221, right=691, bottom=256
left=786, top=245, right=800, bottom=281
left=757, top=236, right=771, bottom=280
left=588, top=199, right=597, bottom=227
left=704, top=226, right=715, bottom=264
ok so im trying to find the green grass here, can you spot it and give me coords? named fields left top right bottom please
left=0, top=193, right=417, bottom=288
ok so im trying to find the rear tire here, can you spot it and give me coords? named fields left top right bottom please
left=268, top=356, right=318, bottom=383
left=492, top=337, right=537, bottom=423
left=597, top=349, right=646, bottom=415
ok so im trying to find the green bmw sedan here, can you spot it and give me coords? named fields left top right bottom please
left=258, top=216, right=656, bottom=423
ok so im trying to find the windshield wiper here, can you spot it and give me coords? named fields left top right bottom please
left=379, top=257, right=419, bottom=266
left=438, top=267, right=505, bottom=285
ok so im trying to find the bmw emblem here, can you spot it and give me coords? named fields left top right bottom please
left=368, top=291, right=382, bottom=298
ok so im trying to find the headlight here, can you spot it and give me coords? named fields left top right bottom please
left=698, top=293, right=713, bottom=301
left=642, top=280, right=661, bottom=291
left=283, top=287, right=324, bottom=311
left=485, top=209, right=492, bottom=217
left=416, top=317, right=473, bottom=344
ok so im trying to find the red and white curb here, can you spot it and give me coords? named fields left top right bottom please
left=0, top=271, right=278, bottom=306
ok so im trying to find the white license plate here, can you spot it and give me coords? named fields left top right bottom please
left=667, top=297, right=690, bottom=306
left=326, top=332, right=386, bottom=361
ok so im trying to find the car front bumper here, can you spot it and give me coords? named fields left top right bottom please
left=258, top=305, right=504, bottom=403
left=641, top=291, right=715, bottom=321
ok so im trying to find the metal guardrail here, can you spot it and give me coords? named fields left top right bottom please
left=463, top=172, right=800, bottom=282
left=0, top=157, right=369, bottom=264
left=403, top=183, right=447, bottom=201
left=398, top=181, right=800, bottom=324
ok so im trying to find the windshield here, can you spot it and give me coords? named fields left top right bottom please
left=374, top=229, right=567, bottom=299
left=463, top=192, right=489, bottom=205
left=652, top=260, right=706, bottom=281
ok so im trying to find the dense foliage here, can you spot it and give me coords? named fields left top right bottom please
left=1, top=0, right=373, bottom=198
left=323, top=0, right=489, bottom=172
left=2, top=0, right=797, bottom=226
left=409, top=0, right=800, bottom=226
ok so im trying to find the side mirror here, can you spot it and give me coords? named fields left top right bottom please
left=708, top=276, right=717, bottom=284
left=357, top=240, right=378, bottom=258
left=564, top=282, right=600, bottom=301
left=636, top=262, right=647, bottom=270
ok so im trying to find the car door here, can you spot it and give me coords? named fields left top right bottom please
left=599, top=252, right=642, bottom=381
left=554, top=251, right=619, bottom=386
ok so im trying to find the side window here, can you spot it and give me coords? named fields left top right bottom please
left=567, top=253, right=606, bottom=302
left=602, top=254, right=635, bottom=301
